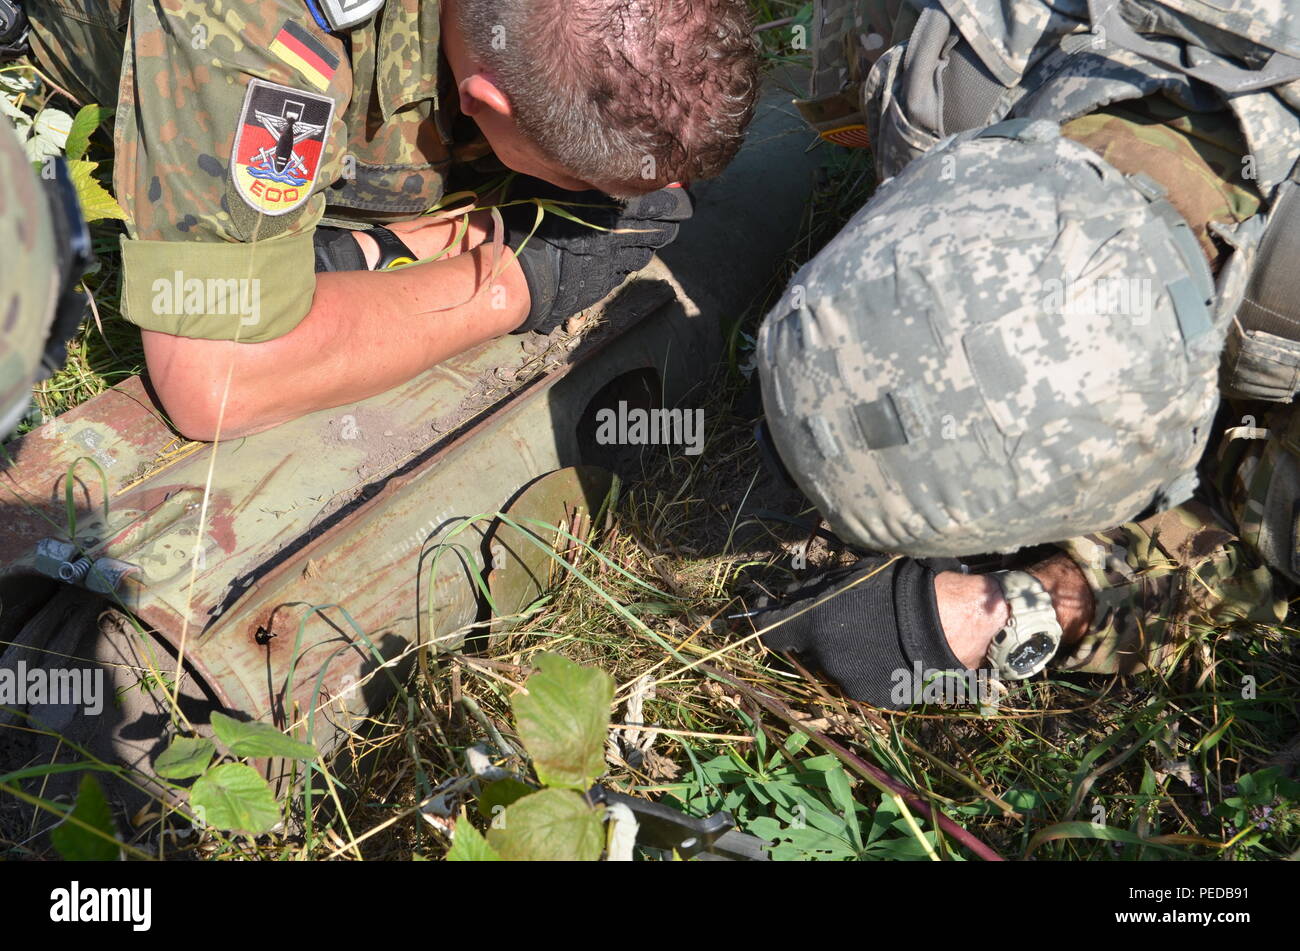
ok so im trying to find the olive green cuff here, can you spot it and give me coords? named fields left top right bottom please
left=120, top=231, right=317, bottom=344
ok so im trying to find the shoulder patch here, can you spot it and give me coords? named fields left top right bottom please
left=269, top=20, right=339, bottom=91
left=231, top=79, right=334, bottom=217
left=309, top=0, right=386, bottom=32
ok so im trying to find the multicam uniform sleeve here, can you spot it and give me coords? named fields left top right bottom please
left=1053, top=502, right=1284, bottom=677
left=113, top=0, right=351, bottom=343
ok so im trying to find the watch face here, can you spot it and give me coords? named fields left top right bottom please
left=1007, top=632, right=1057, bottom=676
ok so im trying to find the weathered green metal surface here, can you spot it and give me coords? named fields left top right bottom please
left=0, top=85, right=821, bottom=761
left=486, top=466, right=615, bottom=636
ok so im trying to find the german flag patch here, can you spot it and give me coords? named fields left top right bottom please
left=269, top=20, right=339, bottom=91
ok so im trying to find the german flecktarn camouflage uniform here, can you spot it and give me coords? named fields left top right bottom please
left=24, top=0, right=487, bottom=343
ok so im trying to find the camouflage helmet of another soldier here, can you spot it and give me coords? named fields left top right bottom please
left=758, top=119, right=1224, bottom=557
left=0, top=118, right=92, bottom=438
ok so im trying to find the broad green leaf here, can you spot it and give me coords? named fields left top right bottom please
left=446, top=815, right=503, bottom=861
left=477, top=777, right=534, bottom=823
left=775, top=799, right=847, bottom=837
left=211, top=711, right=317, bottom=760
left=23, top=131, right=61, bottom=163
left=774, top=825, right=856, bottom=859
left=512, top=654, right=613, bottom=790
left=190, top=763, right=281, bottom=835
left=67, top=159, right=126, bottom=222
left=31, top=108, right=73, bottom=148
left=865, top=833, right=939, bottom=861
left=154, top=736, right=216, bottom=780
left=487, top=788, right=604, bottom=861
left=745, top=816, right=785, bottom=840
left=743, top=778, right=775, bottom=806
left=64, top=104, right=111, bottom=161
left=866, top=797, right=901, bottom=845
left=50, top=774, right=120, bottom=861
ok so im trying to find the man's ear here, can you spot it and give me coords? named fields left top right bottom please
left=458, top=73, right=513, bottom=119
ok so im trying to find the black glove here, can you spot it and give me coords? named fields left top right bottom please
left=313, top=225, right=368, bottom=272
left=314, top=224, right=417, bottom=273
left=501, top=181, right=694, bottom=335
left=746, top=556, right=967, bottom=709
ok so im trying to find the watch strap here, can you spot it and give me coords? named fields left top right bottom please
left=364, top=224, right=418, bottom=271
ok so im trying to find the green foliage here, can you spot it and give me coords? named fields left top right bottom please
left=190, top=763, right=282, bottom=837
left=64, top=104, right=112, bottom=162
left=67, top=158, right=126, bottom=222
left=1, top=76, right=125, bottom=222
left=513, top=653, right=613, bottom=790
left=450, top=654, right=610, bottom=860
left=211, top=711, right=319, bottom=760
left=63, top=104, right=125, bottom=222
left=668, top=728, right=936, bottom=860
left=486, top=787, right=605, bottom=861
left=445, top=816, right=502, bottom=861
left=477, top=777, right=534, bottom=821
left=153, top=737, right=216, bottom=780
left=153, top=716, right=317, bottom=838
left=1211, top=767, right=1300, bottom=854
left=50, top=774, right=120, bottom=861
left=750, top=1, right=814, bottom=63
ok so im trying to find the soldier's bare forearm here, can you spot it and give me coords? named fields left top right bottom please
left=352, top=210, right=493, bottom=268
left=142, top=248, right=530, bottom=441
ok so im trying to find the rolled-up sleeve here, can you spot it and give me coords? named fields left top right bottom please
left=113, top=0, right=351, bottom=342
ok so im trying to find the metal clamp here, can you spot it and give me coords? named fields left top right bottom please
left=33, top=538, right=139, bottom=596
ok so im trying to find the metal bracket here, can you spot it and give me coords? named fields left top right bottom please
left=32, top=538, right=139, bottom=596
left=585, top=784, right=770, bottom=860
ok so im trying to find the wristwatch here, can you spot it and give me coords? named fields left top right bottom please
left=986, top=570, right=1063, bottom=680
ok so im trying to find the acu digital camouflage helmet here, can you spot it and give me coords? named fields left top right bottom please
left=758, top=118, right=1225, bottom=557
left=0, top=118, right=91, bottom=438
